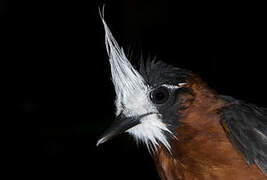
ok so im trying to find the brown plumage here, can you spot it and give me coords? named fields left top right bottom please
left=153, top=75, right=266, bottom=180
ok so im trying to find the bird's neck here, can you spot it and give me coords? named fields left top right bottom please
left=153, top=81, right=227, bottom=179
left=153, top=78, right=263, bottom=179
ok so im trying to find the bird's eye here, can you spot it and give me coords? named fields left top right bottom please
left=150, top=87, right=170, bottom=104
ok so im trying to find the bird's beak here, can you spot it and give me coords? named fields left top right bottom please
left=96, top=113, right=140, bottom=146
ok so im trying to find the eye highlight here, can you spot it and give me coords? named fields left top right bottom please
left=150, top=87, right=170, bottom=104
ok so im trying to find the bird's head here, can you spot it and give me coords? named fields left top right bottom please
left=97, top=14, right=194, bottom=153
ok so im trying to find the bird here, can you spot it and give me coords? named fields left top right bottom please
left=97, top=12, right=267, bottom=180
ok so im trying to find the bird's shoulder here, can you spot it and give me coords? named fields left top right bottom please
left=219, top=95, right=267, bottom=175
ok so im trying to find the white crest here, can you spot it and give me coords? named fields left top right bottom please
left=100, top=9, right=174, bottom=153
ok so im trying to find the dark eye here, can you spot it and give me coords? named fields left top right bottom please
left=150, top=87, right=170, bottom=104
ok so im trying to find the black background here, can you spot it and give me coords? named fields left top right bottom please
left=2, top=0, right=267, bottom=179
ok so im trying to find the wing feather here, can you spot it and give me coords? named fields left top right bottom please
left=220, top=95, right=267, bottom=175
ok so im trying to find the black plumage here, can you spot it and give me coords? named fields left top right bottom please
left=220, top=95, right=267, bottom=175
left=139, top=59, right=190, bottom=88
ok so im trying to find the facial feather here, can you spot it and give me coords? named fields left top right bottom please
left=100, top=9, right=174, bottom=153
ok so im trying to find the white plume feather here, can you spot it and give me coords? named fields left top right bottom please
left=100, top=8, right=173, bottom=153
